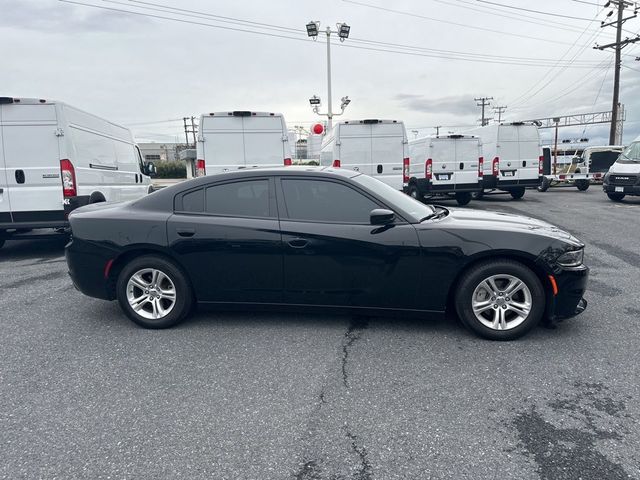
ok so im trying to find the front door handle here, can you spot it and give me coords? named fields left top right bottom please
left=287, top=238, right=308, bottom=249
left=176, top=228, right=195, bottom=237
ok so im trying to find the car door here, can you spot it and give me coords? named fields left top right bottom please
left=277, top=176, right=421, bottom=310
left=167, top=177, right=283, bottom=303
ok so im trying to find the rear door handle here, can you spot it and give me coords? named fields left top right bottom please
left=176, top=228, right=195, bottom=237
left=288, top=238, right=308, bottom=249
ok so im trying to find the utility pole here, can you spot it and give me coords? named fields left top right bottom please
left=434, top=126, right=441, bottom=136
left=475, top=97, right=493, bottom=126
left=493, top=105, right=507, bottom=123
left=594, top=0, right=639, bottom=145
left=190, top=116, right=197, bottom=147
left=182, top=117, right=190, bottom=146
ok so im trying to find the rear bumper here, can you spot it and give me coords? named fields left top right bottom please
left=603, top=183, right=640, bottom=195
left=496, top=177, right=541, bottom=188
left=414, top=178, right=482, bottom=194
left=0, top=196, right=90, bottom=234
left=550, top=265, right=589, bottom=320
left=66, top=238, right=118, bottom=300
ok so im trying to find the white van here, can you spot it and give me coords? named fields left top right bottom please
left=406, top=134, right=482, bottom=206
left=319, top=119, right=408, bottom=190
left=196, top=111, right=291, bottom=176
left=603, top=135, right=640, bottom=201
left=0, top=97, right=152, bottom=247
left=466, top=122, right=542, bottom=199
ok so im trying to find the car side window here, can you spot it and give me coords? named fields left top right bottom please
left=205, top=180, right=270, bottom=218
left=180, top=188, right=204, bottom=213
left=281, top=179, right=379, bottom=223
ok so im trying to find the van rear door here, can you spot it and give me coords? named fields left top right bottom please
left=0, top=102, right=64, bottom=224
left=242, top=115, right=287, bottom=167
left=430, top=139, right=455, bottom=186
left=0, top=104, right=11, bottom=223
left=371, top=122, right=405, bottom=189
left=517, top=125, right=540, bottom=181
left=455, top=138, right=481, bottom=187
left=201, top=115, right=245, bottom=175
left=497, top=126, right=520, bottom=181
left=338, top=124, right=371, bottom=174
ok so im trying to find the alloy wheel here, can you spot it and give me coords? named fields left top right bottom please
left=471, top=274, right=532, bottom=331
left=126, top=268, right=177, bottom=320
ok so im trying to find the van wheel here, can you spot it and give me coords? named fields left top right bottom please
left=89, top=192, right=106, bottom=204
left=509, top=187, right=526, bottom=199
left=455, top=192, right=472, bottom=206
left=408, top=184, right=422, bottom=201
left=607, top=193, right=625, bottom=202
left=455, top=259, right=544, bottom=340
left=471, top=190, right=484, bottom=200
left=116, top=255, right=193, bottom=329
left=575, top=180, right=590, bottom=191
left=537, top=177, right=550, bottom=192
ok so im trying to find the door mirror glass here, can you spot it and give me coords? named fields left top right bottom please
left=144, top=162, right=157, bottom=176
left=370, top=208, right=395, bottom=225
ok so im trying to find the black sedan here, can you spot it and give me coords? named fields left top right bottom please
left=66, top=167, right=588, bottom=340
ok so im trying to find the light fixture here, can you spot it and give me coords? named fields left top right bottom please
left=309, top=95, right=321, bottom=106
left=337, top=23, right=350, bottom=41
left=340, top=96, right=350, bottom=108
left=306, top=21, right=319, bottom=37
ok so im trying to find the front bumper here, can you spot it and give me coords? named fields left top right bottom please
left=550, top=265, right=589, bottom=321
left=496, top=178, right=541, bottom=188
left=603, top=183, right=640, bottom=195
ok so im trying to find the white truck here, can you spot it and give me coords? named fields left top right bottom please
left=466, top=122, right=542, bottom=199
left=196, top=111, right=292, bottom=176
left=319, top=119, right=408, bottom=190
left=0, top=97, right=153, bottom=248
left=406, top=134, right=483, bottom=206
left=603, top=136, right=640, bottom=201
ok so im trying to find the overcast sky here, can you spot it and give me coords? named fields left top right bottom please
left=2, top=0, right=639, bottom=146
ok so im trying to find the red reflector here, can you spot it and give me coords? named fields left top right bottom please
left=196, top=159, right=206, bottom=177
left=594, top=172, right=602, bottom=178
left=402, top=157, right=410, bottom=183
left=559, top=174, right=566, bottom=180
left=492, top=157, right=499, bottom=176
left=284, top=158, right=292, bottom=166
left=104, top=259, right=115, bottom=279
left=59, top=159, right=77, bottom=197
left=548, top=275, right=558, bottom=296
left=425, top=158, right=433, bottom=179
left=539, top=155, right=544, bottom=175
left=478, top=156, right=484, bottom=178
left=332, top=159, right=341, bottom=167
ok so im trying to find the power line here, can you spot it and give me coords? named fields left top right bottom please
left=474, top=0, right=597, bottom=21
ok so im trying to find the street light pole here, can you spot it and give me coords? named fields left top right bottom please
left=325, top=26, right=333, bottom=130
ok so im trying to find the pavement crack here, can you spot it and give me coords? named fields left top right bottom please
left=345, top=428, right=373, bottom=480
left=341, top=317, right=369, bottom=388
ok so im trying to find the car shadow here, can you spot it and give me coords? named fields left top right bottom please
left=0, top=236, right=68, bottom=262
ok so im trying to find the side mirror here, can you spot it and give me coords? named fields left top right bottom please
left=370, top=208, right=395, bottom=225
left=144, top=162, right=157, bottom=176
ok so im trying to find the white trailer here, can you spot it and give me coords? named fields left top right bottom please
left=406, top=134, right=483, bottom=206
left=319, top=119, right=408, bottom=190
left=196, top=111, right=292, bottom=176
left=466, top=122, right=542, bottom=199
left=0, top=96, right=152, bottom=247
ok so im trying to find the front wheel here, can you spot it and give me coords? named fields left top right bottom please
left=509, top=187, right=526, bottom=199
left=116, top=255, right=193, bottom=328
left=607, top=192, right=625, bottom=202
left=471, top=190, right=484, bottom=200
left=455, top=260, right=545, bottom=340
left=575, top=180, right=590, bottom=191
left=455, top=192, right=472, bottom=206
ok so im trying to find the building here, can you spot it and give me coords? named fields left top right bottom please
left=137, top=143, right=180, bottom=163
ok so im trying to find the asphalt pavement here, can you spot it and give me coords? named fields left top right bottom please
left=1, top=186, right=639, bottom=480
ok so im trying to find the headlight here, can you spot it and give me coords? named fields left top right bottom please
left=556, top=248, right=584, bottom=267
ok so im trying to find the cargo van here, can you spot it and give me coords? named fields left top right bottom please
left=0, top=97, right=153, bottom=247
left=406, top=134, right=482, bottom=206
left=603, top=135, right=640, bottom=201
left=319, top=119, right=408, bottom=190
left=196, top=111, right=292, bottom=176
left=466, top=122, right=542, bottom=199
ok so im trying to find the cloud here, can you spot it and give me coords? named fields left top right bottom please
left=395, top=93, right=479, bottom=117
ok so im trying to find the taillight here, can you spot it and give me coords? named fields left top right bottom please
left=492, top=157, right=499, bottom=176
left=196, top=159, right=206, bottom=177
left=284, top=158, right=292, bottom=166
left=478, top=156, right=484, bottom=178
left=402, top=157, right=410, bottom=183
left=538, top=155, right=544, bottom=175
left=425, top=158, right=433, bottom=180
left=60, top=159, right=76, bottom=197
left=332, top=159, right=341, bottom=168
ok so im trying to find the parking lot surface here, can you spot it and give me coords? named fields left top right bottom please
left=1, top=188, right=639, bottom=480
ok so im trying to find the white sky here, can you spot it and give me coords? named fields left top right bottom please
left=2, top=0, right=639, bottom=145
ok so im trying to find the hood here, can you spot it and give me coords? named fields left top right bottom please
left=608, top=161, right=640, bottom=174
left=430, top=208, right=583, bottom=246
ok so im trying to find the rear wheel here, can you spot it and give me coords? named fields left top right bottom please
left=575, top=180, right=590, bottom=191
left=116, top=255, right=193, bottom=329
left=537, top=177, right=551, bottom=192
left=455, top=192, right=472, bottom=206
left=607, top=192, right=625, bottom=202
left=455, top=259, right=544, bottom=340
left=509, top=187, right=526, bottom=199
left=408, top=184, right=421, bottom=201
left=471, top=190, right=484, bottom=200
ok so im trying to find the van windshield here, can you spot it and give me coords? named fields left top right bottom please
left=618, top=142, right=640, bottom=163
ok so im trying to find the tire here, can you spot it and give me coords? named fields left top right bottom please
left=408, top=184, right=422, bottom=201
left=471, top=190, right=484, bottom=200
left=454, top=259, right=545, bottom=340
left=116, top=255, right=193, bottom=329
left=89, top=192, right=106, bottom=204
left=575, top=180, right=590, bottom=191
left=537, top=177, right=550, bottom=192
left=607, top=193, right=625, bottom=202
left=509, top=187, right=526, bottom=199
left=455, top=191, right=472, bottom=206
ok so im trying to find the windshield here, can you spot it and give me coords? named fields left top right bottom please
left=352, top=173, right=435, bottom=221
left=618, top=142, right=640, bottom=163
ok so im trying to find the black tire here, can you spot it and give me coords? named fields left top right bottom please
left=408, top=183, right=422, bottom=201
left=575, top=180, right=590, bottom=191
left=471, top=190, right=484, bottom=200
left=89, top=192, right=106, bottom=204
left=509, top=187, right=526, bottom=200
left=455, top=191, right=472, bottom=206
left=607, top=193, right=625, bottom=202
left=537, top=177, right=551, bottom=192
left=454, top=259, right=545, bottom=340
left=116, top=255, right=193, bottom=329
